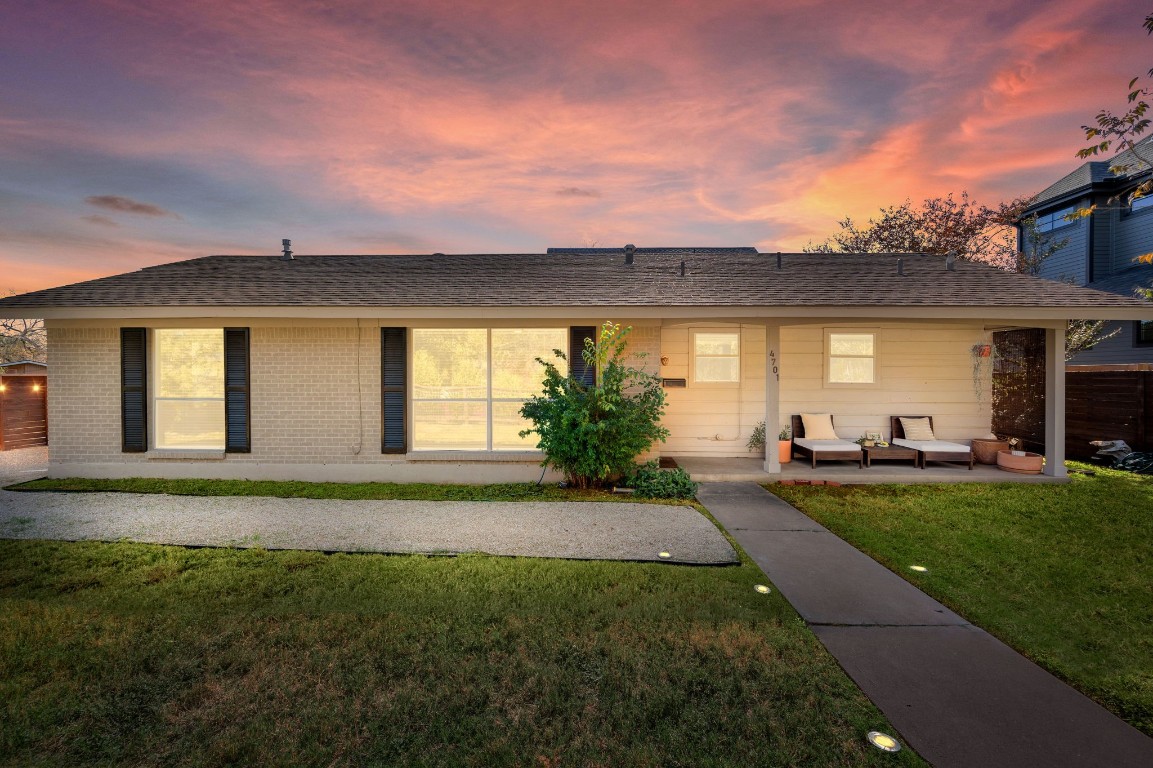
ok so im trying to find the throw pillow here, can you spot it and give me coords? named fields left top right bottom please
left=801, top=413, right=838, bottom=440
left=900, top=417, right=936, bottom=441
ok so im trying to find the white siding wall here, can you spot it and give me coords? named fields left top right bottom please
left=660, top=324, right=767, bottom=455
left=780, top=324, right=994, bottom=442
left=659, top=322, right=993, bottom=456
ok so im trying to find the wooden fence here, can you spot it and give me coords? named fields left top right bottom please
left=1066, top=369, right=1153, bottom=458
left=992, top=329, right=1153, bottom=459
left=0, top=375, right=48, bottom=450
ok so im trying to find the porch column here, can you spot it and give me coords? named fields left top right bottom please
left=764, top=323, right=781, bottom=474
left=1044, top=326, right=1067, bottom=478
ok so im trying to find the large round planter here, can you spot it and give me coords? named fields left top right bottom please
left=971, top=439, right=1010, bottom=465
left=779, top=440, right=793, bottom=464
left=996, top=450, right=1043, bottom=474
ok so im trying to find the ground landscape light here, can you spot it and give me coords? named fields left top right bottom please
left=909, top=565, right=928, bottom=572
left=754, top=584, right=771, bottom=594
left=658, top=551, right=671, bottom=559
left=866, top=731, right=901, bottom=752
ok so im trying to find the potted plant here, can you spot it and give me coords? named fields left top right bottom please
left=747, top=421, right=792, bottom=464
left=996, top=437, right=1044, bottom=474
left=778, top=425, right=792, bottom=464
left=747, top=421, right=766, bottom=455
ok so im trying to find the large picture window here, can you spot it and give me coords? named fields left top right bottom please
left=153, top=329, right=225, bottom=449
left=412, top=328, right=567, bottom=450
left=826, top=330, right=877, bottom=385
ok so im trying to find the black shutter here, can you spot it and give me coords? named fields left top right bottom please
left=120, top=327, right=148, bottom=452
left=381, top=327, right=407, bottom=453
left=224, top=328, right=251, bottom=453
left=569, top=326, right=596, bottom=386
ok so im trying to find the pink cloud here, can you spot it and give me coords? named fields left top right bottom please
left=1, top=0, right=1149, bottom=289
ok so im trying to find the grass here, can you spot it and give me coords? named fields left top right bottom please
left=8, top=476, right=687, bottom=504
left=770, top=463, right=1153, bottom=737
left=0, top=539, right=925, bottom=766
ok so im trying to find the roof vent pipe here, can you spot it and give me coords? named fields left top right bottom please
left=945, top=250, right=957, bottom=271
left=776, top=252, right=782, bottom=270
left=680, top=260, right=686, bottom=277
left=281, top=239, right=293, bottom=261
left=624, top=243, right=636, bottom=265
left=897, top=258, right=905, bottom=276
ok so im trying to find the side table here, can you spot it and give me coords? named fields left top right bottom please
left=863, top=444, right=919, bottom=468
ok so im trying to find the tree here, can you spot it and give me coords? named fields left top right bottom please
left=1078, top=12, right=1153, bottom=207
left=520, top=321, right=668, bottom=489
left=0, top=290, right=46, bottom=364
left=807, top=194, right=1115, bottom=359
left=804, top=191, right=1032, bottom=270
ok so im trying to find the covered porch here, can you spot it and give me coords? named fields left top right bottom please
left=658, top=320, right=1070, bottom=480
left=670, top=455, right=1072, bottom=484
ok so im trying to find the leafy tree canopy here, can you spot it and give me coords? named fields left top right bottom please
left=803, top=192, right=1032, bottom=270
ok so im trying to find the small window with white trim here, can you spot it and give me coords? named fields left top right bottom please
left=825, top=330, right=877, bottom=386
left=693, top=331, right=740, bottom=384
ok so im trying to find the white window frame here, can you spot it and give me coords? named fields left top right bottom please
left=824, top=329, right=880, bottom=388
left=691, top=329, right=741, bottom=387
left=150, top=327, right=226, bottom=450
left=410, top=327, right=567, bottom=452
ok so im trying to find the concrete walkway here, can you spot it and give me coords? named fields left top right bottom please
left=696, top=482, right=1153, bottom=768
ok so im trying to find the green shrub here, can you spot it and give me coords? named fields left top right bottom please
left=623, top=461, right=699, bottom=499
left=520, top=322, right=669, bottom=489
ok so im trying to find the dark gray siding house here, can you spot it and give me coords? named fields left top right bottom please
left=1018, top=137, right=1153, bottom=365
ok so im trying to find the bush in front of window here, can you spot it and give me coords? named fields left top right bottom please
left=520, top=322, right=669, bottom=490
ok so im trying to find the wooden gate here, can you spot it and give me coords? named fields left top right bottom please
left=0, top=375, right=48, bottom=450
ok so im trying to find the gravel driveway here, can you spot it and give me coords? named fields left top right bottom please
left=0, top=486, right=737, bottom=564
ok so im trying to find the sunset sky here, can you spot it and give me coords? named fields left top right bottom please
left=2, top=0, right=1149, bottom=293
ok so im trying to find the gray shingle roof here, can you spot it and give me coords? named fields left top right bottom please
left=0, top=251, right=1148, bottom=312
left=1031, top=136, right=1153, bottom=210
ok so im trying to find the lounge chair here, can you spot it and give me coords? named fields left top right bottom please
left=790, top=414, right=864, bottom=469
left=890, top=416, right=974, bottom=470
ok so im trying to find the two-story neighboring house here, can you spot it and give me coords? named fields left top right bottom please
left=1018, top=137, right=1153, bottom=365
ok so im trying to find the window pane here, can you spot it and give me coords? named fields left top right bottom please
left=830, top=357, right=875, bottom=384
left=156, top=329, right=223, bottom=398
left=492, top=400, right=536, bottom=450
left=695, top=332, right=739, bottom=356
left=492, top=329, right=567, bottom=399
left=1138, top=321, right=1153, bottom=345
left=412, top=329, right=488, bottom=399
left=155, top=399, right=225, bottom=449
left=696, top=357, right=739, bottom=383
left=829, top=333, right=874, bottom=356
left=412, top=401, right=487, bottom=450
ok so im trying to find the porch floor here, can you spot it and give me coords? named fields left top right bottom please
left=668, top=455, right=1070, bottom=484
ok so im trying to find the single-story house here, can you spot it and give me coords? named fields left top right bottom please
left=1, top=245, right=1150, bottom=481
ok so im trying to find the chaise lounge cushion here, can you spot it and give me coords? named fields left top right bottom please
left=800, top=413, right=839, bottom=440
left=892, top=439, right=970, bottom=454
left=794, top=438, right=862, bottom=453
left=899, top=417, right=936, bottom=441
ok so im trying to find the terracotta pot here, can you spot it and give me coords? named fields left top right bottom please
left=996, top=450, right=1044, bottom=474
left=971, top=439, right=1010, bottom=465
left=779, top=440, right=793, bottom=464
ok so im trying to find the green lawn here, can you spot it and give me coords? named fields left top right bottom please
left=771, top=464, right=1153, bottom=737
left=0, top=539, right=924, bottom=766
left=9, top=476, right=642, bottom=503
